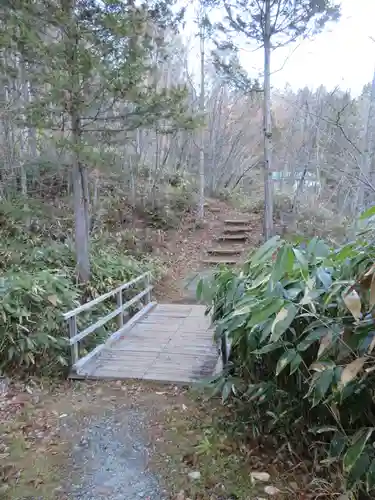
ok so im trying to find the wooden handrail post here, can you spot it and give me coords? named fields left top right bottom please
left=146, top=272, right=152, bottom=304
left=69, top=316, right=79, bottom=366
left=64, top=272, right=155, bottom=370
left=116, top=289, right=124, bottom=329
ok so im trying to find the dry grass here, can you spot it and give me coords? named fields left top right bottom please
left=148, top=390, right=260, bottom=499
left=149, top=389, right=345, bottom=500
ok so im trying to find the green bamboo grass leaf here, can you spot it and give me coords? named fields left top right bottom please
left=343, top=428, right=373, bottom=473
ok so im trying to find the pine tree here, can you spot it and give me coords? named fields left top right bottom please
left=2, top=0, right=193, bottom=281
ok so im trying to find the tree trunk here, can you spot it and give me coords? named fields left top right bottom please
left=262, top=0, right=273, bottom=239
left=356, top=66, right=375, bottom=213
left=19, top=59, right=32, bottom=196
left=72, top=113, right=90, bottom=283
left=197, top=8, right=205, bottom=221
left=63, top=0, right=90, bottom=282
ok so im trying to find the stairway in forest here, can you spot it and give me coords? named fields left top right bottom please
left=202, top=218, right=251, bottom=266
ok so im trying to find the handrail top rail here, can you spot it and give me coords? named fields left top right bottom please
left=63, top=271, right=151, bottom=320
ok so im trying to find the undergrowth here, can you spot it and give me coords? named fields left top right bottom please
left=134, top=179, right=196, bottom=230
left=0, top=198, right=160, bottom=376
left=198, top=206, right=375, bottom=498
left=98, top=170, right=197, bottom=231
left=227, top=184, right=350, bottom=244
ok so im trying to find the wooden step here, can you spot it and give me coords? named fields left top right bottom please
left=224, top=219, right=250, bottom=225
left=204, top=204, right=221, bottom=213
left=207, top=247, right=244, bottom=256
left=202, top=256, right=239, bottom=265
left=223, top=226, right=250, bottom=234
left=215, top=234, right=248, bottom=242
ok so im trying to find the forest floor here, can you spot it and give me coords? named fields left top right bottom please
left=0, top=201, right=334, bottom=500
left=1, top=379, right=295, bottom=500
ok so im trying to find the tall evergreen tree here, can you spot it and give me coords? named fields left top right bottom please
left=2, top=0, right=193, bottom=281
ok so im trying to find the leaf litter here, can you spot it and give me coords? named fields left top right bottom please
left=0, top=378, right=347, bottom=499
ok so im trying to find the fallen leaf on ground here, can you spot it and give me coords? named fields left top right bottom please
left=188, top=471, right=201, bottom=480
left=264, top=485, right=281, bottom=495
left=251, top=472, right=270, bottom=482
left=175, top=491, right=191, bottom=500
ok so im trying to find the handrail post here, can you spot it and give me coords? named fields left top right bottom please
left=146, top=272, right=152, bottom=304
left=69, top=316, right=79, bottom=366
left=116, top=289, right=124, bottom=329
left=63, top=272, right=154, bottom=371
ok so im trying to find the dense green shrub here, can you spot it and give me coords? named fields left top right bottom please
left=0, top=200, right=158, bottom=376
left=198, top=207, right=375, bottom=496
left=0, top=270, right=77, bottom=373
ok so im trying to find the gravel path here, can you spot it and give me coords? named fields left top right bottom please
left=56, top=269, right=217, bottom=500
left=62, top=407, right=165, bottom=500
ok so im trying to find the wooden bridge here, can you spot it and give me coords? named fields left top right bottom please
left=63, top=272, right=220, bottom=384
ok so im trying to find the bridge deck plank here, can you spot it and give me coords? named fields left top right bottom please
left=73, top=303, right=218, bottom=383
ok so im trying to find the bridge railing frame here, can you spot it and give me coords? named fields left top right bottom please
left=63, top=271, right=156, bottom=373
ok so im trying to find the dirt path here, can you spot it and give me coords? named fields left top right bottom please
left=1, top=378, right=326, bottom=500
left=3, top=377, right=298, bottom=500
left=154, top=199, right=262, bottom=303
